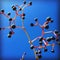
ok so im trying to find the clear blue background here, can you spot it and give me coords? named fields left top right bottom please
left=0, top=0, right=60, bottom=60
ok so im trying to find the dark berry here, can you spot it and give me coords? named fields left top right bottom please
left=39, top=41, right=42, bottom=45
left=1, top=9, right=4, bottom=13
left=46, top=17, right=51, bottom=21
left=39, top=37, right=43, bottom=41
left=22, top=16, right=25, bottom=20
left=38, top=50, right=41, bottom=54
left=38, top=55, right=42, bottom=59
left=51, top=20, right=53, bottom=23
left=9, top=18, right=12, bottom=21
left=29, top=1, right=32, bottom=5
left=30, top=23, right=34, bottom=27
left=7, top=12, right=11, bottom=15
left=0, top=28, right=2, bottom=30
left=12, top=6, right=16, bottom=11
left=46, top=37, right=51, bottom=42
left=56, top=38, right=59, bottom=41
left=35, top=51, right=38, bottom=54
left=9, top=31, right=12, bottom=34
left=44, top=48, right=48, bottom=52
left=50, top=36, right=55, bottom=40
left=34, top=18, right=38, bottom=21
left=23, top=1, right=26, bottom=4
left=58, top=32, right=60, bottom=36
left=19, top=8, right=22, bottom=11
left=22, top=13, right=25, bottom=16
left=30, top=45, right=34, bottom=49
left=45, top=25, right=49, bottom=29
left=54, top=30, right=59, bottom=34
left=8, top=34, right=11, bottom=38
left=11, top=24, right=16, bottom=29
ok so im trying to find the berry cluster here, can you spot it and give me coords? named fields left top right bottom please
left=0, top=1, right=32, bottom=38
left=0, top=1, right=60, bottom=60
left=30, top=17, right=60, bottom=59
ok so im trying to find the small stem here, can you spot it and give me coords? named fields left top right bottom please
left=22, top=27, right=39, bottom=60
